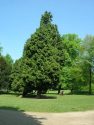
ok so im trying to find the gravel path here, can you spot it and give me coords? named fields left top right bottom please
left=0, top=110, right=94, bottom=125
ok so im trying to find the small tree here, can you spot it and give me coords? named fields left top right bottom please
left=0, top=56, right=12, bottom=91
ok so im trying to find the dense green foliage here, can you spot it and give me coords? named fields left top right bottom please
left=60, top=34, right=82, bottom=93
left=0, top=55, right=12, bottom=91
left=80, top=35, right=94, bottom=94
left=11, top=11, right=63, bottom=97
left=62, top=34, right=81, bottom=66
left=0, top=45, right=13, bottom=92
left=10, top=58, right=23, bottom=92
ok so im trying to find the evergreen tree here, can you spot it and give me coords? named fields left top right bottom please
left=11, top=11, right=63, bottom=97
left=23, top=11, right=62, bottom=97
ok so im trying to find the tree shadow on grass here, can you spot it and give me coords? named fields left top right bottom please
left=22, top=94, right=57, bottom=99
left=37, top=95, right=57, bottom=99
left=0, top=106, right=46, bottom=125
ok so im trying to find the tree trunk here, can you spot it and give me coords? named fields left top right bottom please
left=22, top=87, right=28, bottom=97
left=37, top=90, right=41, bottom=98
left=71, top=89, right=73, bottom=94
left=58, top=84, right=61, bottom=94
left=89, top=67, right=92, bottom=95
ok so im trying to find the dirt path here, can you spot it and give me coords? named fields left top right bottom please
left=0, top=110, right=94, bottom=125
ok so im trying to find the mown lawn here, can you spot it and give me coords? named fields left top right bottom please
left=0, top=93, right=94, bottom=112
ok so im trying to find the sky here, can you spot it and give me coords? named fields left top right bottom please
left=0, top=0, right=94, bottom=61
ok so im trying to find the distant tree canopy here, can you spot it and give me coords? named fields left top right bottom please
left=80, top=35, right=94, bottom=94
left=62, top=34, right=81, bottom=66
left=60, top=34, right=82, bottom=93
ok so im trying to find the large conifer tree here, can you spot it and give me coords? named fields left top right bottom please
left=23, top=11, right=63, bottom=97
left=11, top=11, right=63, bottom=97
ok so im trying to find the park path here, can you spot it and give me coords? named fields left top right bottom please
left=0, top=110, right=94, bottom=125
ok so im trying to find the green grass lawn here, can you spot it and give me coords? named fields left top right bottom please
left=0, top=93, right=94, bottom=112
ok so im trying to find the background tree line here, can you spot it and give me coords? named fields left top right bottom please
left=0, top=11, right=94, bottom=97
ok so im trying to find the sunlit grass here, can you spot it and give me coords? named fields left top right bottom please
left=0, top=92, right=94, bottom=112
